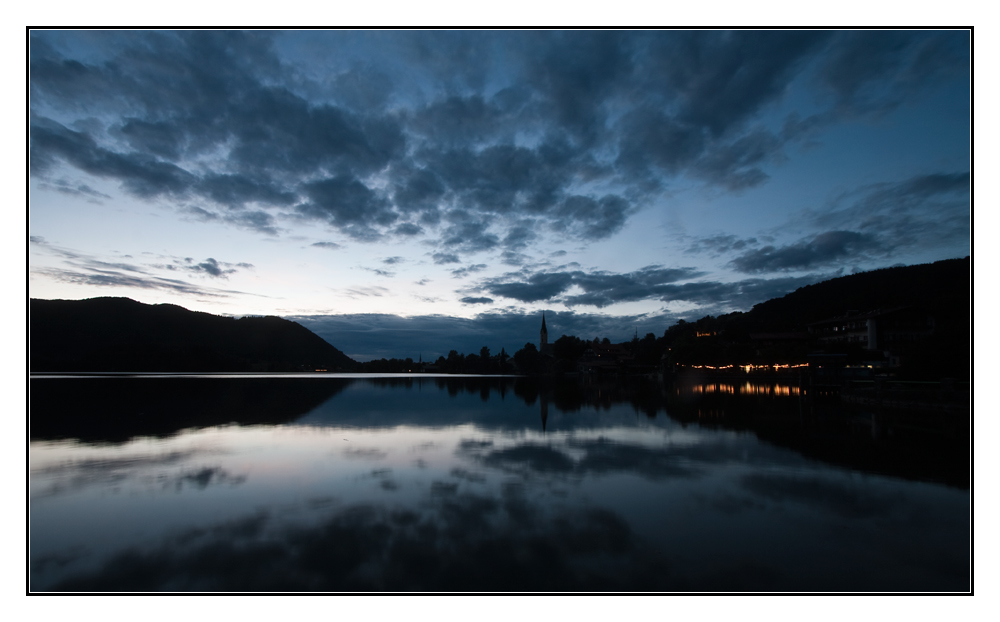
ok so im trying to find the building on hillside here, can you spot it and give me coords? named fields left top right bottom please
left=807, top=307, right=935, bottom=351
left=807, top=306, right=936, bottom=370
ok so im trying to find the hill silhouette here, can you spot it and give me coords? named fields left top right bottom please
left=735, top=256, right=970, bottom=332
left=496, top=257, right=970, bottom=379
left=30, top=297, right=358, bottom=372
left=652, top=257, right=970, bottom=379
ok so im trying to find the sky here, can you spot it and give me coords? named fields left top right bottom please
left=28, top=30, right=970, bottom=361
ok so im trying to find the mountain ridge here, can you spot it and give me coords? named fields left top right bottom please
left=30, top=297, right=359, bottom=372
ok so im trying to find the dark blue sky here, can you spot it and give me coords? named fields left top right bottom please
left=28, top=30, right=970, bottom=360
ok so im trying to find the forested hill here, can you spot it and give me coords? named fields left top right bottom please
left=737, top=256, right=970, bottom=332
left=30, top=297, right=359, bottom=372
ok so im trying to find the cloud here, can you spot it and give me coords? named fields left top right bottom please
left=31, top=242, right=259, bottom=297
left=437, top=213, right=501, bottom=253
left=342, top=286, right=391, bottom=299
left=432, top=252, right=461, bottom=265
left=808, top=172, right=970, bottom=250
left=484, top=271, right=576, bottom=303
left=153, top=257, right=254, bottom=279
left=184, top=206, right=279, bottom=236
left=298, top=176, right=397, bottom=239
left=552, top=195, right=631, bottom=240
left=37, top=178, right=112, bottom=202
left=501, top=223, right=537, bottom=250
left=32, top=267, right=247, bottom=298
left=649, top=31, right=827, bottom=136
left=29, top=30, right=969, bottom=255
left=408, top=94, right=513, bottom=147
left=311, top=241, right=342, bottom=250
left=697, top=170, right=969, bottom=275
left=393, top=223, right=424, bottom=236
left=499, top=251, right=530, bottom=266
left=818, top=31, right=969, bottom=117
left=459, top=297, right=494, bottom=305
left=450, top=264, right=487, bottom=279
left=729, top=231, right=885, bottom=273
left=31, top=116, right=196, bottom=199
left=331, top=65, right=393, bottom=111
left=520, top=31, right=633, bottom=143
left=655, top=273, right=829, bottom=307
left=382, top=256, right=405, bottom=265
left=686, top=234, right=760, bottom=256
left=564, top=267, right=707, bottom=307
left=361, top=267, right=395, bottom=278
left=479, top=266, right=704, bottom=307
left=196, top=174, right=296, bottom=209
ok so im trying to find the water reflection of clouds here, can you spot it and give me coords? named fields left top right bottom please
left=174, top=467, right=246, bottom=491
left=457, top=434, right=807, bottom=482
left=342, top=447, right=389, bottom=460
left=45, top=493, right=684, bottom=592
left=31, top=449, right=247, bottom=498
left=31, top=421, right=971, bottom=592
left=32, top=546, right=89, bottom=575
left=449, top=468, right=487, bottom=484
left=29, top=377, right=971, bottom=592
left=359, top=468, right=400, bottom=492
left=740, top=472, right=905, bottom=520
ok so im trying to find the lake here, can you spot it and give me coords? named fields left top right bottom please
left=29, top=374, right=970, bottom=592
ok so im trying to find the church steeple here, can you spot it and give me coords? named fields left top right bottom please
left=540, top=312, right=548, bottom=348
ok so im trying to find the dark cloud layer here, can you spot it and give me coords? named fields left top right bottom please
left=809, top=172, right=971, bottom=252
left=729, top=231, right=883, bottom=273
left=30, top=30, right=969, bottom=259
left=474, top=265, right=789, bottom=308
left=722, top=171, right=970, bottom=274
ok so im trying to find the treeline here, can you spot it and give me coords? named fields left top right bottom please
left=359, top=346, right=513, bottom=374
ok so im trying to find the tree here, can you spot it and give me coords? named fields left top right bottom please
left=513, top=342, right=541, bottom=375
left=554, top=334, right=587, bottom=360
left=446, top=350, right=465, bottom=373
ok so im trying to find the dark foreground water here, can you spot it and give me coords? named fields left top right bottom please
left=29, top=374, right=970, bottom=592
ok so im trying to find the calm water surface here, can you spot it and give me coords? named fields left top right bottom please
left=29, top=375, right=969, bottom=592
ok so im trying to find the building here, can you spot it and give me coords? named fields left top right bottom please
left=807, top=306, right=935, bottom=351
left=539, top=312, right=554, bottom=356
left=807, top=306, right=936, bottom=370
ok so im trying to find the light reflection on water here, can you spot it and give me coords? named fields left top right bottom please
left=680, top=382, right=802, bottom=396
left=29, top=376, right=969, bottom=592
